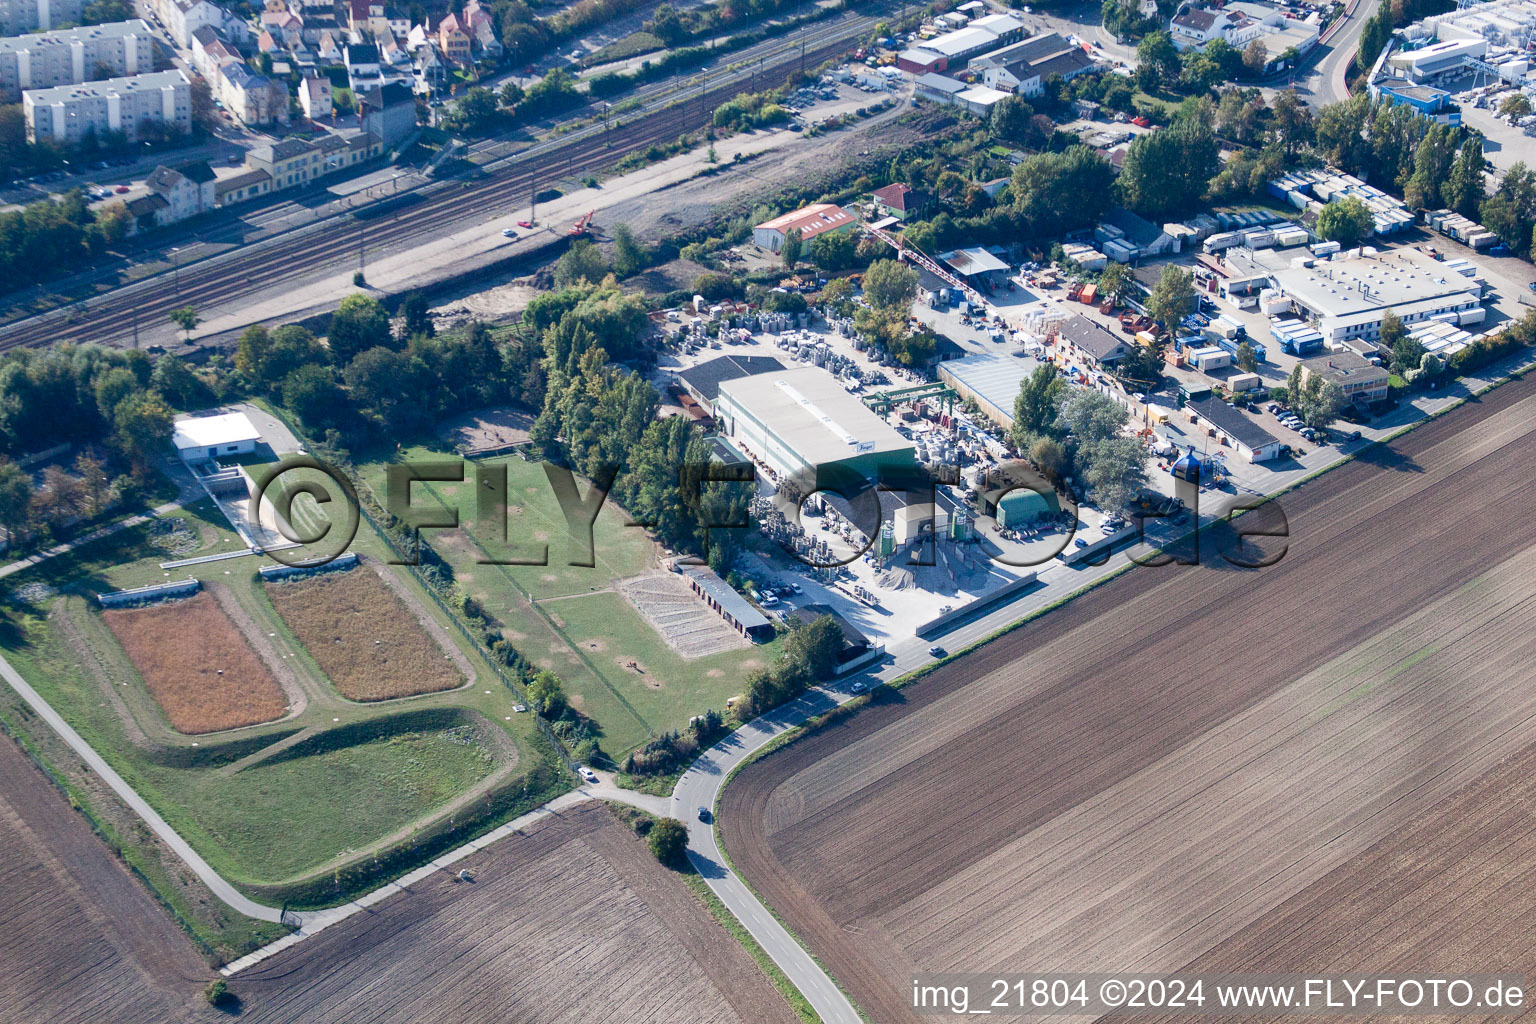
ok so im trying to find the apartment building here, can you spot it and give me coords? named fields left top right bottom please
left=0, top=19, right=154, bottom=102
left=24, top=67, right=190, bottom=143
left=0, top=0, right=87, bottom=35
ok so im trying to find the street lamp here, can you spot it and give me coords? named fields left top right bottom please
left=169, top=246, right=180, bottom=296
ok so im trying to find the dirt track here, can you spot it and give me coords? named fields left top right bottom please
left=721, top=374, right=1536, bottom=1023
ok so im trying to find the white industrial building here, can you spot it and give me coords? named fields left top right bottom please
left=713, top=366, right=916, bottom=490
left=0, top=19, right=153, bottom=102
left=1264, top=247, right=1486, bottom=346
left=172, top=411, right=262, bottom=462
left=24, top=67, right=190, bottom=143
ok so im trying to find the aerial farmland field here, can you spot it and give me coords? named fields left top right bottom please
left=723, top=372, right=1536, bottom=1023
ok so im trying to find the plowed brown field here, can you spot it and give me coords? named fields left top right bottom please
left=722, top=375, right=1536, bottom=1023
left=103, top=590, right=288, bottom=734
left=230, top=804, right=800, bottom=1024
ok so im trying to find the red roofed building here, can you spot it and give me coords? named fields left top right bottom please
left=752, top=203, right=855, bottom=253
left=870, top=183, right=933, bottom=221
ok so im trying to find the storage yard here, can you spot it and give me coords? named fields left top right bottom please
left=721, top=372, right=1536, bottom=1023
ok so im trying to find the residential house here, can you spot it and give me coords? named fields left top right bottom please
left=154, top=0, right=224, bottom=47
left=191, top=25, right=242, bottom=80
left=344, top=41, right=380, bottom=89
left=412, top=38, right=445, bottom=94
left=436, top=12, right=470, bottom=63
left=145, top=159, right=216, bottom=222
left=298, top=72, right=331, bottom=119
left=870, top=182, right=933, bottom=221
left=0, top=0, right=87, bottom=34
left=219, top=60, right=287, bottom=126
left=347, top=0, right=387, bottom=36
left=315, top=28, right=340, bottom=61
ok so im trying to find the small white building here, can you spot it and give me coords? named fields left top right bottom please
left=172, top=411, right=261, bottom=462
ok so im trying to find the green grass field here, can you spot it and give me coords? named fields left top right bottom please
left=546, top=591, right=778, bottom=739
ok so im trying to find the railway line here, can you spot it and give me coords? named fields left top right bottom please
left=0, top=19, right=876, bottom=353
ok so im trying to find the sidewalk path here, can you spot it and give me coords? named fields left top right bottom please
left=0, top=498, right=186, bottom=581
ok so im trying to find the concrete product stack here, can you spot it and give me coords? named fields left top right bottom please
left=1270, top=168, right=1413, bottom=236
left=1259, top=290, right=1293, bottom=315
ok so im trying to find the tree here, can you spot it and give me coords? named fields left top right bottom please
left=150, top=354, right=205, bottom=408
left=1010, top=146, right=1115, bottom=235
left=647, top=818, right=688, bottom=865
left=611, top=223, right=646, bottom=278
left=1444, top=138, right=1487, bottom=220
left=1081, top=436, right=1147, bottom=511
left=1010, top=364, right=1065, bottom=448
left=1099, top=261, right=1132, bottom=304
left=1146, top=265, right=1195, bottom=330
left=168, top=306, right=199, bottom=341
left=398, top=292, right=434, bottom=340
left=1316, top=196, right=1374, bottom=248
left=281, top=364, right=346, bottom=429
left=1029, top=435, right=1065, bottom=479
left=526, top=670, right=567, bottom=718
left=1381, top=312, right=1426, bottom=375
left=1136, top=31, right=1180, bottom=91
left=1242, top=38, right=1268, bottom=76
left=1269, top=89, right=1313, bottom=159
left=861, top=259, right=919, bottom=312
left=112, top=391, right=172, bottom=475
left=443, top=86, right=498, bottom=133
left=1117, top=120, right=1217, bottom=218
left=1499, top=94, right=1532, bottom=121
left=0, top=459, right=32, bottom=547
left=327, top=293, right=393, bottom=363
left=1480, top=162, right=1536, bottom=256
left=498, top=80, right=525, bottom=109
left=781, top=227, right=803, bottom=269
left=989, top=95, right=1036, bottom=147
left=809, top=230, right=858, bottom=272
left=1056, top=389, right=1128, bottom=447
left=1235, top=340, right=1259, bottom=374
left=553, top=239, right=609, bottom=288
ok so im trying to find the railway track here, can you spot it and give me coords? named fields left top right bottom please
left=0, top=23, right=875, bottom=353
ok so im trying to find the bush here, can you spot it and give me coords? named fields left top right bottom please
left=204, top=979, right=230, bottom=1006
left=647, top=818, right=689, bottom=865
left=352, top=270, right=366, bottom=287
